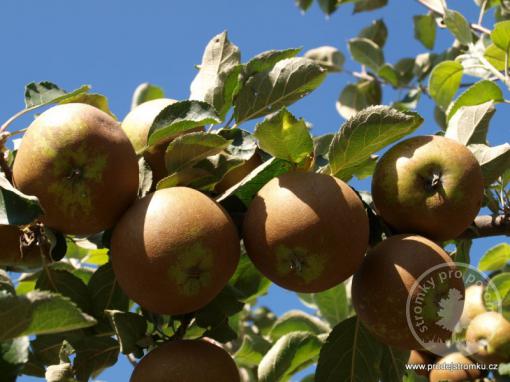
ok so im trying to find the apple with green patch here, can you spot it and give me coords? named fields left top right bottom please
left=110, top=187, right=240, bottom=315
left=371, top=135, right=484, bottom=241
left=13, top=103, right=139, bottom=235
left=243, top=172, right=369, bottom=293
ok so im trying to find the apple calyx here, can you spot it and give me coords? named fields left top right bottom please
left=424, top=169, right=443, bottom=193
left=67, top=168, right=83, bottom=181
left=289, top=254, right=304, bottom=273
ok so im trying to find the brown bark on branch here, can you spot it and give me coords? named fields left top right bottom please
left=458, top=215, right=510, bottom=239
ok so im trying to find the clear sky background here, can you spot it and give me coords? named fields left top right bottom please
left=1, top=1, right=508, bottom=381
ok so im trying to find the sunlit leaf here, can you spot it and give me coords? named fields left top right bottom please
left=328, top=106, right=423, bottom=180
left=234, top=58, right=326, bottom=123
left=413, top=14, right=436, bottom=50
left=428, top=60, right=463, bottom=109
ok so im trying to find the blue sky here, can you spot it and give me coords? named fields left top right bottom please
left=1, top=0, right=508, bottom=381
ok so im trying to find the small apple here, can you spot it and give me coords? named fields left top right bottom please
left=459, top=284, right=487, bottom=328
left=429, top=352, right=482, bottom=382
left=407, top=350, right=434, bottom=377
left=122, top=98, right=176, bottom=183
left=371, top=135, right=484, bottom=241
left=121, top=98, right=203, bottom=184
left=466, top=311, right=510, bottom=364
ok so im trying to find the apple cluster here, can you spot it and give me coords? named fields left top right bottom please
left=6, top=99, right=506, bottom=382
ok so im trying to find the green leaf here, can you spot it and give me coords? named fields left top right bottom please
left=87, top=263, right=129, bottom=319
left=254, top=108, right=313, bottom=163
left=298, top=283, right=349, bottom=326
left=316, top=317, right=383, bottom=382
left=495, top=5, right=510, bottom=22
left=147, top=100, right=221, bottom=147
left=313, top=134, right=335, bottom=169
left=105, top=310, right=147, bottom=355
left=251, top=307, right=277, bottom=336
left=82, top=249, right=109, bottom=267
left=403, top=371, right=429, bottom=382
left=164, top=132, right=230, bottom=173
left=484, top=44, right=510, bottom=70
left=336, top=80, right=382, bottom=120
left=218, top=128, right=258, bottom=160
left=157, top=153, right=243, bottom=191
left=313, top=283, right=349, bottom=325
left=229, top=253, right=271, bottom=303
left=195, top=286, right=244, bottom=329
left=378, top=64, right=399, bottom=87
left=491, top=21, right=510, bottom=52
left=304, top=46, right=345, bottom=72
left=190, top=31, right=241, bottom=119
left=24, top=82, right=90, bottom=108
left=500, top=363, right=510, bottom=376
left=453, top=239, right=472, bottom=264
left=413, top=14, right=436, bottom=50
left=348, top=38, right=384, bottom=71
left=0, top=291, right=96, bottom=342
left=359, top=19, right=388, bottom=48
left=0, top=292, right=33, bottom=341
left=353, top=0, right=388, bottom=13
left=234, top=334, right=272, bottom=367
left=36, top=269, right=93, bottom=315
left=447, top=80, right=503, bottom=121
left=394, top=58, right=416, bottom=87
left=428, top=60, right=463, bottom=109
left=0, top=176, right=43, bottom=225
left=130, top=83, right=165, bottom=110
left=379, top=346, right=410, bottom=382
left=258, top=332, right=324, bottom=382
left=73, top=336, right=119, bottom=382
left=484, top=272, right=510, bottom=319
left=445, top=101, right=495, bottom=145
left=352, top=155, right=378, bottom=180
left=269, top=310, right=329, bottom=340
left=469, top=143, right=510, bottom=185
left=59, top=93, right=115, bottom=118
left=217, top=158, right=293, bottom=206
left=204, top=319, right=238, bottom=343
left=0, top=336, right=29, bottom=380
left=444, top=9, right=473, bottom=45
left=392, top=88, right=422, bottom=110
left=31, top=333, right=84, bottom=367
left=234, top=57, right=326, bottom=123
left=295, top=0, right=313, bottom=12
left=246, top=48, right=302, bottom=75
left=22, top=292, right=96, bottom=337
left=318, top=0, right=338, bottom=14
left=479, top=243, right=510, bottom=271
left=16, top=280, right=37, bottom=295
left=328, top=106, right=423, bottom=180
